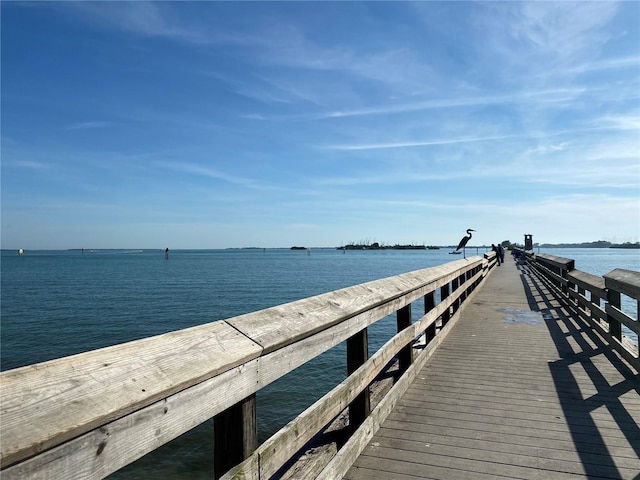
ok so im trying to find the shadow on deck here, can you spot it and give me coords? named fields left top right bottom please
left=519, top=263, right=640, bottom=479
left=345, top=256, right=640, bottom=480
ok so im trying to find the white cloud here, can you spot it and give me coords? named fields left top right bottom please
left=67, top=2, right=209, bottom=43
left=320, top=87, right=588, bottom=119
left=325, top=134, right=516, bottom=151
left=156, top=161, right=260, bottom=188
left=516, top=2, right=617, bottom=59
left=480, top=2, right=620, bottom=67
left=3, top=160, right=50, bottom=169
left=65, top=121, right=112, bottom=130
left=563, top=55, right=640, bottom=75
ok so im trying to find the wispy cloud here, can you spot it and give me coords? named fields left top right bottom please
left=66, top=2, right=209, bottom=43
left=527, top=164, right=639, bottom=189
left=319, top=87, right=587, bottom=119
left=65, top=121, right=112, bottom=130
left=3, top=160, right=50, bottom=169
left=525, top=142, right=570, bottom=155
left=154, top=161, right=302, bottom=195
left=242, top=86, right=590, bottom=123
left=564, top=55, right=640, bottom=75
left=480, top=2, right=620, bottom=66
left=325, top=134, right=516, bottom=151
left=516, top=2, right=618, bottom=59
left=156, top=162, right=259, bottom=188
left=230, top=74, right=324, bottom=107
left=593, top=115, right=640, bottom=131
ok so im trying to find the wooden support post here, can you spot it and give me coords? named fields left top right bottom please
left=347, top=329, right=370, bottom=431
left=451, top=277, right=460, bottom=315
left=441, top=283, right=450, bottom=326
left=424, top=291, right=436, bottom=344
left=577, top=285, right=584, bottom=311
left=607, top=289, right=622, bottom=341
left=397, top=304, right=413, bottom=372
left=214, top=394, right=257, bottom=480
left=459, top=272, right=467, bottom=303
left=591, top=293, right=601, bottom=324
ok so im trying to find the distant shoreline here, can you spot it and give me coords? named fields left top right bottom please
left=336, top=243, right=432, bottom=250
left=2, top=241, right=638, bottom=252
left=538, top=241, right=640, bottom=249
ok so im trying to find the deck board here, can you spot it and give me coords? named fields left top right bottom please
left=344, top=254, right=640, bottom=480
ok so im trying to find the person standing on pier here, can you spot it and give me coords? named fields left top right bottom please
left=498, top=244, right=505, bottom=263
left=492, top=244, right=501, bottom=266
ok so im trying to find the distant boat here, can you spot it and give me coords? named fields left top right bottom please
left=426, top=246, right=440, bottom=250
left=449, top=250, right=462, bottom=254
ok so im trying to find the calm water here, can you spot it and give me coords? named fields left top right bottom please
left=1, top=247, right=638, bottom=478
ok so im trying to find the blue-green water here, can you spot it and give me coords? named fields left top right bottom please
left=1, top=247, right=638, bottom=478
left=1, top=248, right=457, bottom=371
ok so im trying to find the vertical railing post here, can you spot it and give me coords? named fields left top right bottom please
left=424, top=291, right=436, bottom=344
left=347, top=329, right=370, bottom=431
left=468, top=267, right=476, bottom=295
left=576, top=284, right=583, bottom=310
left=607, top=288, right=622, bottom=342
left=459, top=272, right=468, bottom=303
left=561, top=265, right=569, bottom=295
left=552, top=264, right=561, bottom=290
left=441, top=283, right=450, bottom=326
left=213, top=394, right=257, bottom=480
left=451, top=276, right=460, bottom=315
left=397, top=304, right=413, bottom=373
left=483, top=253, right=490, bottom=277
left=590, top=291, right=601, bottom=325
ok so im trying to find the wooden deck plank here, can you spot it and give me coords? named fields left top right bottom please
left=373, top=425, right=640, bottom=470
left=375, top=422, right=640, bottom=463
left=344, top=255, right=640, bottom=480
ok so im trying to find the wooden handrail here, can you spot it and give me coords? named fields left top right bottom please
left=1, top=256, right=491, bottom=479
left=604, top=268, right=640, bottom=300
left=525, top=255, right=639, bottom=372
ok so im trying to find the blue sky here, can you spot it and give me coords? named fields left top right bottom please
left=2, top=1, right=639, bottom=249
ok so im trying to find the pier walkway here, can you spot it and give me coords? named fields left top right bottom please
left=345, top=255, right=640, bottom=480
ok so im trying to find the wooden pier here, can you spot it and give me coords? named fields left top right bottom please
left=344, top=255, right=640, bottom=480
left=1, top=248, right=638, bottom=479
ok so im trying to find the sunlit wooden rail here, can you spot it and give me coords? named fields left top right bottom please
left=346, top=250, right=640, bottom=480
left=0, top=253, right=498, bottom=479
left=523, top=250, right=639, bottom=370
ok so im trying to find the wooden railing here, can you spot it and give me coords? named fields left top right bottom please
left=520, top=251, right=639, bottom=372
left=0, top=255, right=496, bottom=480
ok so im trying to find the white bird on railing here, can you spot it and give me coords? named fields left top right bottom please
left=454, top=229, right=475, bottom=258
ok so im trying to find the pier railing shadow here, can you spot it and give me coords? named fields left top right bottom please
left=0, top=254, right=499, bottom=480
left=516, top=255, right=640, bottom=479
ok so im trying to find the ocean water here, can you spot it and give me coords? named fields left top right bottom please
left=1, top=247, right=638, bottom=478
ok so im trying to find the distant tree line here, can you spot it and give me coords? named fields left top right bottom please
left=337, top=242, right=429, bottom=250
left=538, top=241, right=639, bottom=249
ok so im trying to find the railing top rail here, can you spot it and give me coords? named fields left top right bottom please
left=227, top=257, right=481, bottom=354
left=534, top=253, right=575, bottom=270
left=567, top=269, right=606, bottom=297
left=0, top=321, right=263, bottom=469
left=604, top=268, right=640, bottom=299
left=0, top=256, right=483, bottom=470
